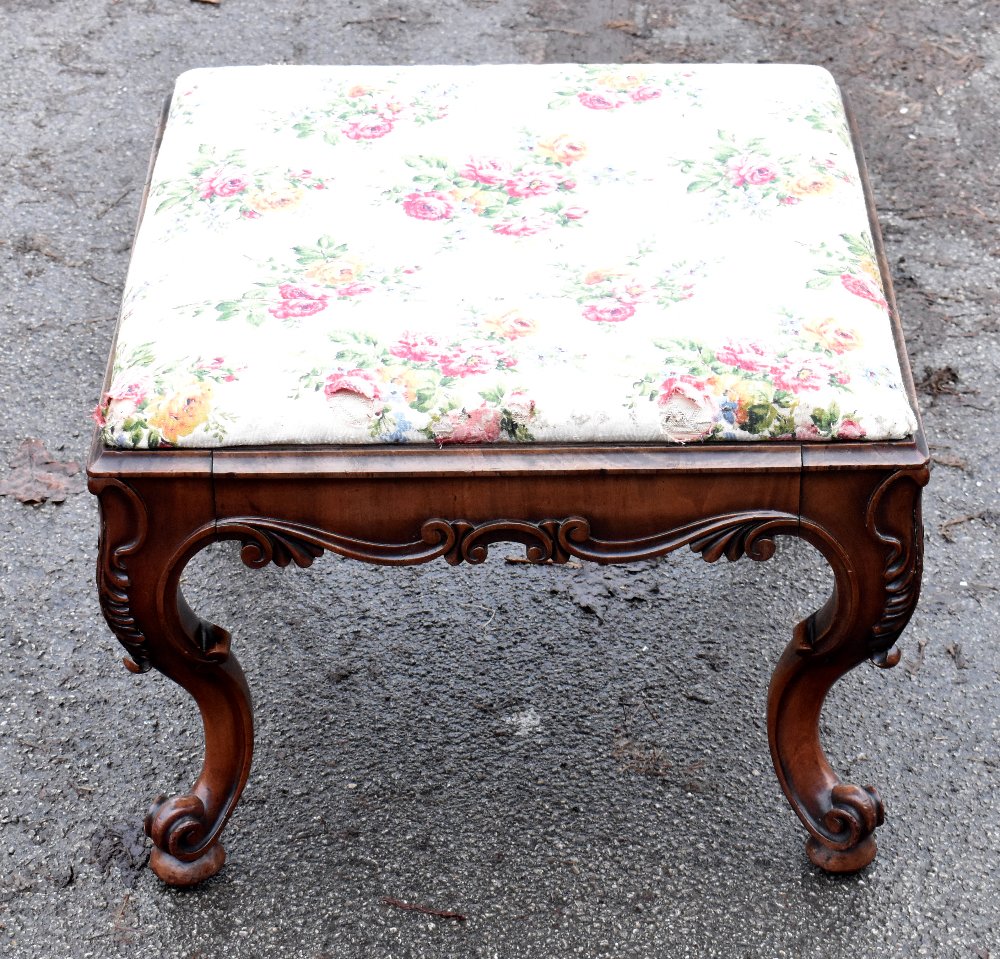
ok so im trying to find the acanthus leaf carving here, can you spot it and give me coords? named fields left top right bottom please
left=92, top=477, right=151, bottom=673
left=865, top=466, right=929, bottom=667
left=224, top=517, right=460, bottom=569
left=687, top=520, right=779, bottom=564
left=557, top=512, right=793, bottom=565
left=224, top=512, right=799, bottom=573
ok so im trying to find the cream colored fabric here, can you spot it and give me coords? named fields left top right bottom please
left=96, top=64, right=917, bottom=448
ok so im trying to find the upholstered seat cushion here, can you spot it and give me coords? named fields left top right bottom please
left=96, top=64, right=917, bottom=448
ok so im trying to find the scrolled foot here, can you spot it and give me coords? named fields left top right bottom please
left=150, top=843, right=226, bottom=886
left=804, top=783, right=883, bottom=874
left=145, top=792, right=227, bottom=887
left=806, top=835, right=877, bottom=873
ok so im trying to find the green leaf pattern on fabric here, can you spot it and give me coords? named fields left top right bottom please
left=99, top=64, right=917, bottom=448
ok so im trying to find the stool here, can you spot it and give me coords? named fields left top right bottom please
left=88, top=64, right=928, bottom=886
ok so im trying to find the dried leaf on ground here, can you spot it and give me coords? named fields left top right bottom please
left=939, top=511, right=995, bottom=542
left=0, top=438, right=84, bottom=505
left=931, top=452, right=967, bottom=470
left=916, top=365, right=961, bottom=396
left=505, top=554, right=583, bottom=568
left=945, top=642, right=970, bottom=669
left=381, top=897, right=467, bottom=921
left=612, top=730, right=672, bottom=777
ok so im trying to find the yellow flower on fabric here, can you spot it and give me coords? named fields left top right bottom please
left=859, top=257, right=879, bottom=282
left=148, top=381, right=214, bottom=443
left=305, top=257, right=366, bottom=286
left=244, top=186, right=305, bottom=213
left=803, top=317, right=863, bottom=354
left=380, top=365, right=438, bottom=404
left=483, top=310, right=537, bottom=339
left=596, top=71, right=645, bottom=91
left=583, top=268, right=626, bottom=286
left=785, top=174, right=836, bottom=198
left=536, top=134, right=588, bottom=165
left=709, top=374, right=774, bottom=425
left=463, top=189, right=493, bottom=214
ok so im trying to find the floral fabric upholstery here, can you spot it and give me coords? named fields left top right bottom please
left=96, top=64, right=918, bottom=448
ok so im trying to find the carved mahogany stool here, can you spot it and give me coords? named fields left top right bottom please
left=89, top=64, right=927, bottom=886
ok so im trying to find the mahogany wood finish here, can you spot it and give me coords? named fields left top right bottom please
left=89, top=441, right=927, bottom=883
left=89, top=97, right=928, bottom=885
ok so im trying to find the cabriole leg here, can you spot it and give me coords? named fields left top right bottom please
left=93, top=477, right=254, bottom=886
left=768, top=469, right=926, bottom=872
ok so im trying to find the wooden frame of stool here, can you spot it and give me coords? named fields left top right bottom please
left=89, top=98, right=928, bottom=886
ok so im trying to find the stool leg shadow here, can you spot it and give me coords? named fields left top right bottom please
left=93, top=477, right=254, bottom=886
left=768, top=468, right=927, bottom=872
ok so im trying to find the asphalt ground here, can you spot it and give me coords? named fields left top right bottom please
left=1, top=1, right=998, bottom=956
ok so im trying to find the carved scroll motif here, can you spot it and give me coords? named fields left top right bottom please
left=97, top=500, right=887, bottom=673
left=817, top=783, right=885, bottom=850
left=865, top=467, right=930, bottom=668
left=92, top=478, right=151, bottom=673
left=556, top=513, right=793, bottom=565
left=225, top=511, right=800, bottom=572
left=222, top=517, right=462, bottom=568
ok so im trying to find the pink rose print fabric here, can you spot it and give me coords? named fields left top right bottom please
left=548, top=66, right=699, bottom=111
left=152, top=146, right=328, bottom=227
left=676, top=131, right=856, bottom=215
left=99, top=64, right=916, bottom=449
left=287, top=80, right=449, bottom=146
left=388, top=135, right=591, bottom=240
left=563, top=254, right=703, bottom=327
